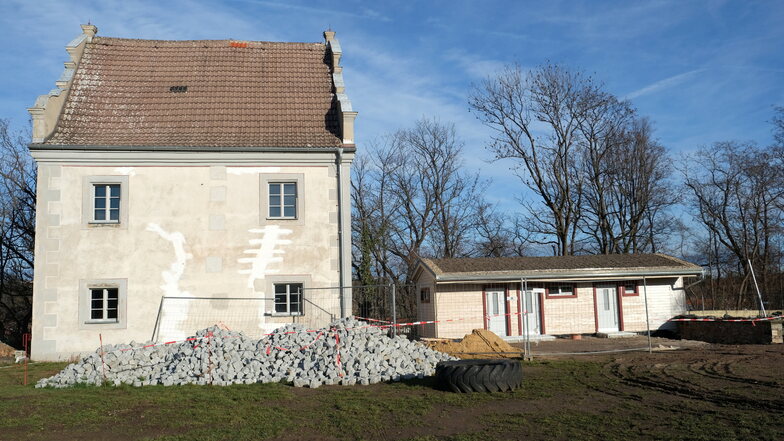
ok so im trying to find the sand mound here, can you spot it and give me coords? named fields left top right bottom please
left=424, top=329, right=523, bottom=359
left=0, top=341, right=17, bottom=357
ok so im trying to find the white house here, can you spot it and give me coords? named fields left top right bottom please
left=27, top=25, right=355, bottom=360
left=414, top=254, right=703, bottom=339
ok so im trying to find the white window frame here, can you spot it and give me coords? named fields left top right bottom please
left=260, top=173, right=305, bottom=226
left=88, top=287, right=119, bottom=323
left=78, top=278, right=128, bottom=329
left=267, top=182, right=298, bottom=219
left=82, top=175, right=129, bottom=229
left=91, top=183, right=121, bottom=224
left=273, top=283, right=304, bottom=316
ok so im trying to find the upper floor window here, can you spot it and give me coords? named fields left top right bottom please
left=268, top=182, right=297, bottom=219
left=93, top=184, right=121, bottom=223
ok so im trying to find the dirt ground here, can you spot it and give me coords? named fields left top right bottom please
left=517, top=334, right=711, bottom=356
left=1, top=338, right=782, bottom=440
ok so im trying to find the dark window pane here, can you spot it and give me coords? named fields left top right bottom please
left=269, top=206, right=281, bottom=217
left=91, top=299, right=103, bottom=309
left=292, top=284, right=303, bottom=293
left=95, top=185, right=105, bottom=197
left=107, top=289, right=118, bottom=299
left=91, top=289, right=103, bottom=300
left=107, top=299, right=118, bottom=309
left=110, top=197, right=120, bottom=209
left=283, top=195, right=295, bottom=207
left=95, top=197, right=106, bottom=209
left=274, top=284, right=287, bottom=294
left=269, top=183, right=281, bottom=195
left=91, top=309, right=102, bottom=319
left=109, top=209, right=119, bottom=221
left=290, top=302, right=301, bottom=314
left=109, top=185, right=120, bottom=197
left=269, top=195, right=281, bottom=207
left=94, top=210, right=105, bottom=221
left=283, top=183, right=296, bottom=196
left=283, top=206, right=296, bottom=218
left=274, top=300, right=287, bottom=313
left=107, top=309, right=117, bottom=319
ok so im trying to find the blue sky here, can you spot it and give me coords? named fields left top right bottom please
left=1, top=0, right=782, bottom=210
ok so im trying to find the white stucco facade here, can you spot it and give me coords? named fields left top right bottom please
left=30, top=150, right=353, bottom=360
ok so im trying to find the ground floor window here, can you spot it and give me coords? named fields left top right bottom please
left=89, top=287, right=119, bottom=322
left=274, top=283, right=303, bottom=315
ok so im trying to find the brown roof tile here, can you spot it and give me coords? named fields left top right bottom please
left=421, top=253, right=701, bottom=278
left=44, top=37, right=343, bottom=148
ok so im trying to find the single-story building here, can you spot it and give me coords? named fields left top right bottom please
left=414, top=254, right=703, bottom=339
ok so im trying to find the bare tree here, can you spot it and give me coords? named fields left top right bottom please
left=469, top=63, right=608, bottom=255
left=351, top=118, right=487, bottom=319
left=581, top=116, right=676, bottom=253
left=773, top=105, right=784, bottom=147
left=680, top=141, right=784, bottom=309
left=0, top=119, right=36, bottom=347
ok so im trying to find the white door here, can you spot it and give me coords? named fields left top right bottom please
left=522, top=289, right=542, bottom=336
left=485, top=289, right=508, bottom=337
left=596, top=284, right=619, bottom=332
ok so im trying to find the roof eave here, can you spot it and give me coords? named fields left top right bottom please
left=29, top=143, right=356, bottom=153
left=434, top=267, right=705, bottom=282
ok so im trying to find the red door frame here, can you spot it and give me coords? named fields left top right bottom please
left=482, top=284, right=511, bottom=335
left=592, top=283, right=624, bottom=332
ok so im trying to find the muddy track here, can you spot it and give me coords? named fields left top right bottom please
left=602, top=357, right=784, bottom=412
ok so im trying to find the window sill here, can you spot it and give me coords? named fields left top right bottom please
left=622, top=293, right=640, bottom=297
left=266, top=217, right=298, bottom=221
left=268, top=313, right=304, bottom=317
left=85, top=319, right=119, bottom=325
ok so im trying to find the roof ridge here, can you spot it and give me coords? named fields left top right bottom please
left=93, top=36, right=326, bottom=45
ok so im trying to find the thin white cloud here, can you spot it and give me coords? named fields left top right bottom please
left=233, top=0, right=391, bottom=22
left=625, top=69, right=705, bottom=100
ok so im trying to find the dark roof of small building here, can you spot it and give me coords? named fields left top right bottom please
left=419, top=253, right=702, bottom=280
left=44, top=37, right=342, bottom=148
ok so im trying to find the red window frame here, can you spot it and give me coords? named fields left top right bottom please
left=545, top=283, right=578, bottom=299
left=620, top=281, right=639, bottom=297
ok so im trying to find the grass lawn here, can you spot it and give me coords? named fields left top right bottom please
left=0, top=348, right=782, bottom=440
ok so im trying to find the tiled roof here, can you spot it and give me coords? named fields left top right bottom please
left=421, top=254, right=702, bottom=279
left=44, top=37, right=343, bottom=148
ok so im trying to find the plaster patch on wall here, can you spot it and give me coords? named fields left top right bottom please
left=238, top=225, right=293, bottom=290
left=113, top=167, right=136, bottom=176
left=227, top=166, right=282, bottom=175
left=147, top=223, right=194, bottom=342
left=146, top=223, right=193, bottom=297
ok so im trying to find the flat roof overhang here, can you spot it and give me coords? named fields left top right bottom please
left=432, top=268, right=705, bottom=284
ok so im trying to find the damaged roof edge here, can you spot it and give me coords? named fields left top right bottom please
left=29, top=143, right=357, bottom=153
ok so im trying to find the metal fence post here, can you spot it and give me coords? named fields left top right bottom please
left=391, top=283, right=397, bottom=337
left=643, top=276, right=652, bottom=354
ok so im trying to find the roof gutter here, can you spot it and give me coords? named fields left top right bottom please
left=434, top=268, right=705, bottom=283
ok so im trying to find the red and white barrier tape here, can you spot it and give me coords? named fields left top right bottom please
left=104, top=310, right=536, bottom=356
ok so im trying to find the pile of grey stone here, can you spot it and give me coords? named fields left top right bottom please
left=36, top=318, right=454, bottom=388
